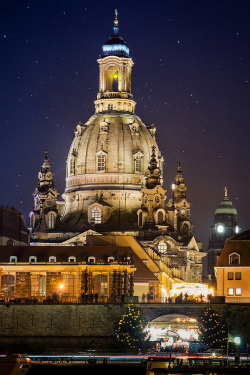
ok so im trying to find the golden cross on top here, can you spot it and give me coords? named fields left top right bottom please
left=114, top=9, right=118, bottom=25
left=224, top=187, right=228, bottom=197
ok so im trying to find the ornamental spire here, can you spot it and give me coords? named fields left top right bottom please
left=113, top=9, right=119, bottom=35
left=224, top=186, right=228, bottom=198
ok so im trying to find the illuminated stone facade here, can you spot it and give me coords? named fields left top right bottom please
left=27, top=13, right=205, bottom=298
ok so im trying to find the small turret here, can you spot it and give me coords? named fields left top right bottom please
left=30, top=151, right=59, bottom=232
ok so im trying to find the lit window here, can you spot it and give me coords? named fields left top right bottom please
left=134, top=155, right=142, bottom=173
left=235, top=272, right=241, bottom=280
left=62, top=274, right=77, bottom=297
left=68, top=256, right=76, bottom=263
left=228, top=272, right=234, bottom=280
left=235, top=288, right=241, bottom=296
left=1, top=275, right=15, bottom=297
left=227, top=288, right=234, bottom=296
left=229, top=253, right=240, bottom=265
left=48, top=214, right=55, bottom=229
left=93, top=274, right=108, bottom=296
left=49, top=256, right=56, bottom=263
left=10, top=256, right=17, bottom=263
left=91, top=206, right=102, bottom=224
left=97, top=154, right=106, bottom=172
left=31, top=274, right=46, bottom=297
left=158, top=241, right=168, bottom=254
left=29, top=256, right=37, bottom=263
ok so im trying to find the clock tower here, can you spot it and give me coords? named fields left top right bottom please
left=207, top=187, right=241, bottom=278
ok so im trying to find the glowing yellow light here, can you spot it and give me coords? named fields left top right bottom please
left=59, top=284, right=64, bottom=290
left=113, top=72, right=118, bottom=79
left=171, top=183, right=176, bottom=190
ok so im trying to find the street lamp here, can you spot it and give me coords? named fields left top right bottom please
left=234, top=337, right=241, bottom=365
left=59, top=283, right=64, bottom=303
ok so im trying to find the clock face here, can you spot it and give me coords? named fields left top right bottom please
left=180, top=208, right=186, bottom=216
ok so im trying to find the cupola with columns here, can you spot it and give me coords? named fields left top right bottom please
left=95, top=10, right=136, bottom=114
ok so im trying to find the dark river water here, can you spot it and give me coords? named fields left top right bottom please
left=28, top=364, right=146, bottom=375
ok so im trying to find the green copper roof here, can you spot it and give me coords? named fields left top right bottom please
left=215, top=196, right=237, bottom=216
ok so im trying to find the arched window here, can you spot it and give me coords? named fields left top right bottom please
left=134, top=154, right=142, bottom=173
left=93, top=274, right=108, bottom=296
left=91, top=206, right=102, bottom=224
left=97, top=154, right=106, bottom=172
left=10, top=256, right=17, bottom=263
left=31, top=274, right=46, bottom=297
left=49, top=256, right=57, bottom=263
left=229, top=253, right=240, bottom=265
left=158, top=211, right=164, bottom=225
left=138, top=211, right=143, bottom=227
left=29, top=256, right=37, bottom=263
left=48, top=214, right=55, bottom=229
left=1, top=275, right=15, bottom=297
left=158, top=241, right=168, bottom=254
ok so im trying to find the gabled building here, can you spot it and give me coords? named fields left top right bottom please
left=215, top=229, right=250, bottom=303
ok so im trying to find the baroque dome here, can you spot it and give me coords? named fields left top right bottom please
left=60, top=14, right=163, bottom=232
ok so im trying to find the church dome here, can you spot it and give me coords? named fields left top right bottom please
left=215, top=193, right=237, bottom=216
left=61, top=12, right=163, bottom=232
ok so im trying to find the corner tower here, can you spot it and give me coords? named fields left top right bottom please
left=62, top=11, right=163, bottom=232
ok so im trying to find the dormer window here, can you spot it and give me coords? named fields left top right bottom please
left=229, top=252, right=240, bottom=265
left=158, top=240, right=168, bottom=254
left=49, top=256, right=56, bottom=263
left=48, top=213, right=55, bottom=229
left=91, top=206, right=102, bottom=224
left=10, top=256, right=17, bottom=263
left=108, top=256, right=115, bottom=263
left=68, top=256, right=76, bottom=263
left=133, top=151, right=143, bottom=173
left=96, top=149, right=107, bottom=172
left=88, top=256, right=96, bottom=264
left=29, top=256, right=37, bottom=263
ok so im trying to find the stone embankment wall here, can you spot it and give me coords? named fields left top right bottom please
left=0, top=303, right=249, bottom=352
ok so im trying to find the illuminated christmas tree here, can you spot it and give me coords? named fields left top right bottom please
left=199, top=308, right=228, bottom=349
left=115, top=304, right=149, bottom=351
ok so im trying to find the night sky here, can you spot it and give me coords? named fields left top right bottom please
left=1, top=0, right=250, bottom=249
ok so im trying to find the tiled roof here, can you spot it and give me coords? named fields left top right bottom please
left=215, top=229, right=250, bottom=267
left=0, top=244, right=158, bottom=282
